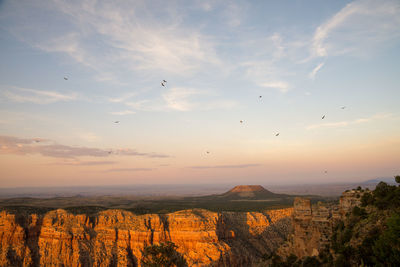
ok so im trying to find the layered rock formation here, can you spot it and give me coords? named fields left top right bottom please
left=278, top=189, right=365, bottom=259
left=0, top=207, right=293, bottom=267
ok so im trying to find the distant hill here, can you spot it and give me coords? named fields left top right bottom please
left=220, top=185, right=285, bottom=200
left=361, top=177, right=396, bottom=185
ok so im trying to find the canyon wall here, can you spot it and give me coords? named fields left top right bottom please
left=0, top=208, right=292, bottom=267
left=278, top=189, right=365, bottom=259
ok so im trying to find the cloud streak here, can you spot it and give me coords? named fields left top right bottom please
left=109, top=110, right=136, bottom=115
left=259, top=81, right=290, bottom=93
left=306, top=113, right=393, bottom=130
left=104, top=168, right=154, bottom=172
left=1, top=86, right=77, bottom=104
left=8, top=0, right=222, bottom=82
left=0, top=136, right=170, bottom=159
left=50, top=160, right=117, bottom=166
left=309, top=62, right=324, bottom=80
left=189, top=164, right=261, bottom=169
left=312, top=0, right=400, bottom=57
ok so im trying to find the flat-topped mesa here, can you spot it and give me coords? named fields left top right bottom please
left=223, top=185, right=279, bottom=199
left=229, top=185, right=269, bottom=193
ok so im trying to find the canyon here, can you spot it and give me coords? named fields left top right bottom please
left=0, top=207, right=292, bottom=266
left=277, top=189, right=365, bottom=259
left=0, top=187, right=365, bottom=266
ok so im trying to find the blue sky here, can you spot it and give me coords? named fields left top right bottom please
left=0, top=0, right=399, bottom=187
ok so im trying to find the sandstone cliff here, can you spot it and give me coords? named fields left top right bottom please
left=277, top=189, right=365, bottom=259
left=0, top=208, right=293, bottom=267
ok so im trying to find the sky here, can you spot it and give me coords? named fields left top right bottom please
left=0, top=0, right=399, bottom=187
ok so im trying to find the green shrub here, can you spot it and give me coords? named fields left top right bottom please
left=372, top=213, right=400, bottom=265
left=352, top=206, right=367, bottom=218
left=141, top=241, right=187, bottom=267
left=361, top=192, right=374, bottom=207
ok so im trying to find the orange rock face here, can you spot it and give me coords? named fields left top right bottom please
left=0, top=208, right=293, bottom=266
left=278, top=190, right=365, bottom=259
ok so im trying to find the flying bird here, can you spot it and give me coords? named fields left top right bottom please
left=324, top=170, right=328, bottom=174
left=114, top=121, right=119, bottom=123
left=34, top=140, right=40, bottom=143
left=161, top=80, right=167, bottom=87
left=322, top=115, right=325, bottom=119
left=206, top=151, right=210, bottom=154
left=163, top=80, right=167, bottom=83
left=64, top=77, right=68, bottom=80
left=275, top=133, right=280, bottom=136
left=341, top=106, right=346, bottom=109
left=240, top=120, right=243, bottom=123
left=161, top=82, right=165, bottom=87
left=259, top=96, right=262, bottom=99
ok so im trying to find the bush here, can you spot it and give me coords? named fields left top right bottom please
left=352, top=206, right=367, bottom=218
left=141, top=241, right=187, bottom=267
left=372, top=213, right=400, bottom=265
left=395, top=175, right=400, bottom=184
left=302, top=256, right=321, bottom=267
left=361, top=192, right=374, bottom=207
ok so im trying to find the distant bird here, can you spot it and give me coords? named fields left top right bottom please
left=259, top=96, right=262, bottom=99
left=34, top=140, right=40, bottom=143
left=322, top=115, right=325, bottom=119
left=275, top=133, right=280, bottom=136
left=341, top=106, right=346, bottom=109
left=108, top=151, right=112, bottom=154
left=163, top=80, right=167, bottom=83
left=206, top=151, right=210, bottom=154
left=64, top=77, right=68, bottom=80
left=161, top=82, right=165, bottom=87
left=240, top=120, right=243, bottom=123
left=161, top=80, right=167, bottom=87
left=114, top=121, right=119, bottom=123
left=324, top=170, right=328, bottom=174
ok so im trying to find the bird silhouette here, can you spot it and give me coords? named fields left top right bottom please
left=240, top=120, right=243, bottom=123
left=341, top=106, right=346, bottom=109
left=163, top=80, right=167, bottom=83
left=322, top=115, right=325, bottom=119
left=275, top=133, right=280, bottom=136
left=259, top=96, right=262, bottom=99
left=64, top=77, right=68, bottom=80
left=206, top=151, right=210, bottom=154
left=161, top=82, right=165, bottom=87
left=114, top=121, right=119, bottom=123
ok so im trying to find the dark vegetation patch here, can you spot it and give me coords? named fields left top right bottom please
left=1, top=192, right=328, bottom=216
left=267, top=176, right=400, bottom=267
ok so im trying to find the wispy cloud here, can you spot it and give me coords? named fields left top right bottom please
left=113, top=148, right=170, bottom=158
left=104, top=168, right=154, bottom=172
left=189, top=164, right=260, bottom=169
left=109, top=93, right=138, bottom=103
left=0, top=136, right=170, bottom=159
left=8, top=0, right=222, bottom=82
left=312, top=0, right=400, bottom=57
left=109, top=110, right=136, bottom=116
left=306, top=113, right=393, bottom=130
left=78, top=132, right=101, bottom=143
left=163, top=87, right=200, bottom=111
left=125, top=87, right=237, bottom=112
left=259, top=81, right=290, bottom=93
left=50, top=160, right=116, bottom=166
left=1, top=86, right=77, bottom=104
left=309, top=62, right=324, bottom=80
